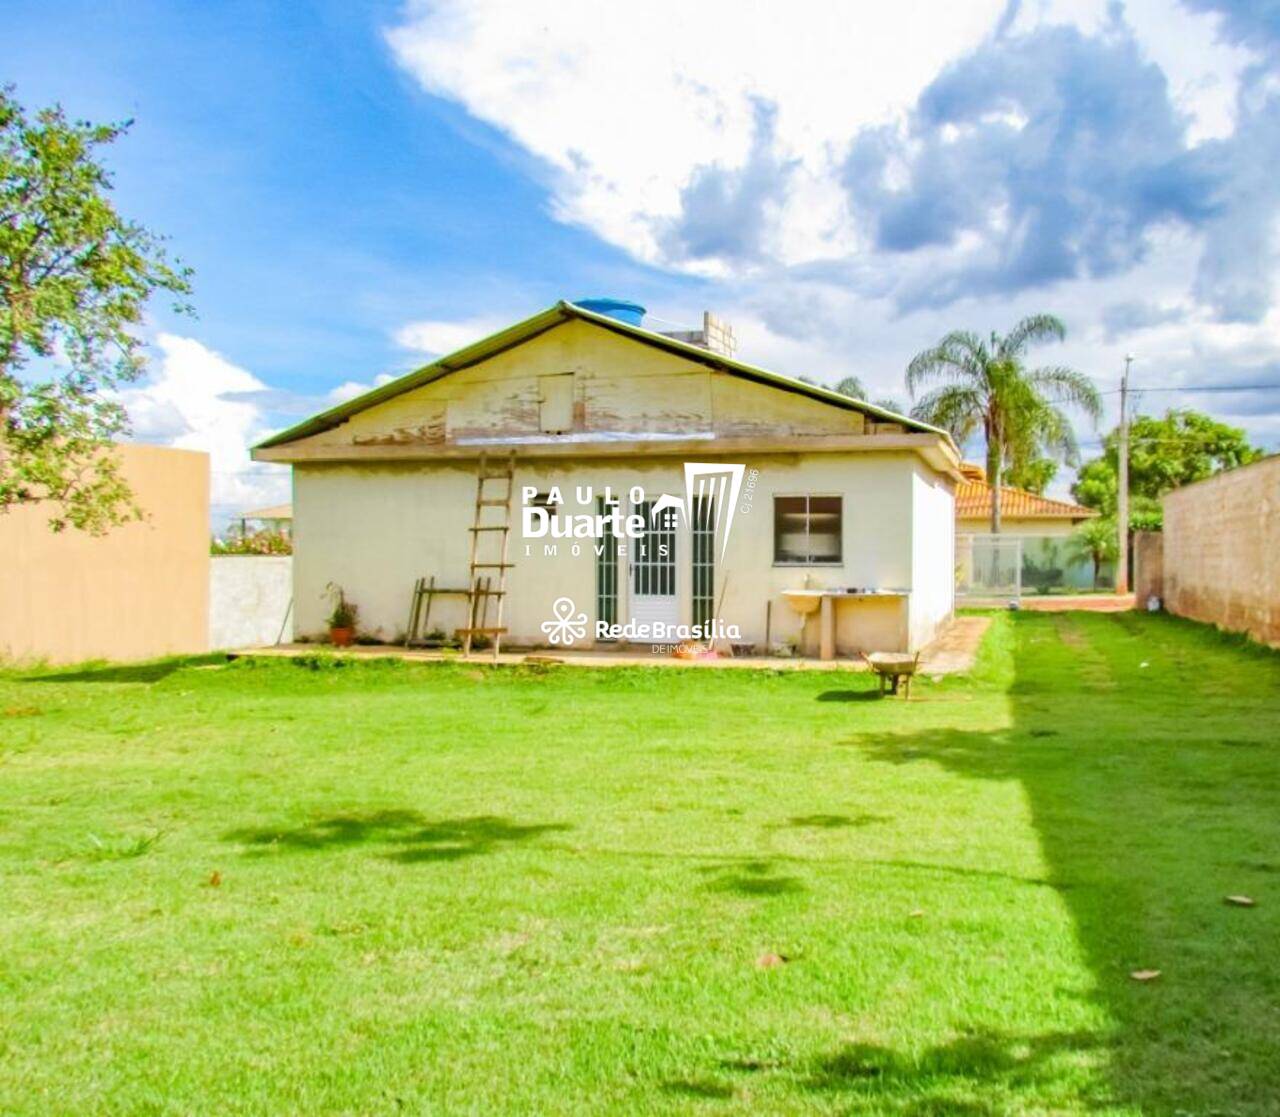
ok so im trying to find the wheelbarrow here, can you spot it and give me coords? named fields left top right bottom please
left=865, top=651, right=922, bottom=698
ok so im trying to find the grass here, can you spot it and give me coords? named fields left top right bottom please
left=1, top=612, right=1277, bottom=1114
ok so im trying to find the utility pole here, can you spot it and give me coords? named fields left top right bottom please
left=1116, top=354, right=1132, bottom=596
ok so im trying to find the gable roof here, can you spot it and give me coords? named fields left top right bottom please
left=956, top=477, right=1096, bottom=521
left=255, top=300, right=955, bottom=451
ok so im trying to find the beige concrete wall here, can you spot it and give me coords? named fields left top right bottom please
left=0, top=444, right=209, bottom=664
left=957, top=516, right=1081, bottom=537
left=1162, top=457, right=1279, bottom=648
left=292, top=449, right=953, bottom=654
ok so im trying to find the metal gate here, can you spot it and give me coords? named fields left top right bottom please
left=956, top=534, right=1023, bottom=599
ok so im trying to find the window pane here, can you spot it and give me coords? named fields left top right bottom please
left=774, top=495, right=843, bottom=564
left=808, top=497, right=842, bottom=563
left=774, top=496, right=809, bottom=563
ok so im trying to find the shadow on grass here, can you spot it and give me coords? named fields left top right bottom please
left=784, top=812, right=885, bottom=829
left=24, top=654, right=229, bottom=684
left=803, top=1029, right=1104, bottom=1113
left=844, top=612, right=1280, bottom=1115
left=225, top=811, right=569, bottom=864
left=815, top=688, right=883, bottom=703
left=699, top=858, right=805, bottom=897
left=661, top=1077, right=736, bottom=1100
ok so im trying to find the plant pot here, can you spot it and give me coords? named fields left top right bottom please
left=329, top=626, right=355, bottom=647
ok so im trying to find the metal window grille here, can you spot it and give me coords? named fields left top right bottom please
left=596, top=496, right=619, bottom=629
left=692, top=494, right=715, bottom=628
left=633, top=499, right=677, bottom=596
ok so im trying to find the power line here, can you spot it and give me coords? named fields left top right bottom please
left=1134, top=383, right=1280, bottom=393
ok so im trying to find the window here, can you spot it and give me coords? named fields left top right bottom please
left=774, top=496, right=842, bottom=565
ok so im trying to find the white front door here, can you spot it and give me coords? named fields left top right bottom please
left=630, top=499, right=679, bottom=629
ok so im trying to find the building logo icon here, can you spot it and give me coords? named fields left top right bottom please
left=540, top=596, right=588, bottom=645
left=648, top=463, right=746, bottom=559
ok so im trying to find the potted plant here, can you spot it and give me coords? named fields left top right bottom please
left=324, top=583, right=358, bottom=647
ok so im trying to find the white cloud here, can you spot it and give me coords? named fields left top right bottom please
left=393, top=315, right=510, bottom=355
left=384, top=0, right=1264, bottom=276
left=385, top=0, right=1004, bottom=267
left=328, top=374, right=396, bottom=404
left=384, top=0, right=1278, bottom=471
left=119, top=334, right=288, bottom=523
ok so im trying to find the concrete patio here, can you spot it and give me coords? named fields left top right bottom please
left=234, top=614, right=992, bottom=677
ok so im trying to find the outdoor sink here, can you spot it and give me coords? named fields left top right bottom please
left=782, top=589, right=824, bottom=615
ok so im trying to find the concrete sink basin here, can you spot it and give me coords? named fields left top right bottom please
left=782, top=589, right=824, bottom=615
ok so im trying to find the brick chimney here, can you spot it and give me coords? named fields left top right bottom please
left=661, top=311, right=737, bottom=358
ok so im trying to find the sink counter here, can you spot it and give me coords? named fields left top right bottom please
left=781, top=588, right=911, bottom=660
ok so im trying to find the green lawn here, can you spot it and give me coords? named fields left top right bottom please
left=2, top=613, right=1277, bottom=1115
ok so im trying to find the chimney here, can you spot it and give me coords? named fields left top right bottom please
left=661, top=311, right=737, bottom=358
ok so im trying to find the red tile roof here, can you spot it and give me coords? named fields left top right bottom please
left=956, top=474, right=1096, bottom=522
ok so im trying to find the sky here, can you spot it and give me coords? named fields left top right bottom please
left=3, top=0, right=1279, bottom=527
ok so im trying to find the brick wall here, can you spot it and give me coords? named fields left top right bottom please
left=1134, top=530, right=1163, bottom=604
left=1162, top=456, right=1279, bottom=648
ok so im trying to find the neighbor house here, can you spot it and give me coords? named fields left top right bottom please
left=955, top=464, right=1104, bottom=594
left=253, top=300, right=962, bottom=655
left=955, top=463, right=1096, bottom=537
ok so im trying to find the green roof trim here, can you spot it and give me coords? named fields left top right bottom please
left=254, top=300, right=954, bottom=450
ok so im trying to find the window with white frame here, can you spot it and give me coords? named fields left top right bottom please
left=773, top=495, right=843, bottom=565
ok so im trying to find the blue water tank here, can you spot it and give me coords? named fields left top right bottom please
left=575, top=298, right=645, bottom=326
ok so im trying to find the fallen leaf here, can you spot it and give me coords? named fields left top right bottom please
left=1130, top=969, right=1161, bottom=982
left=1225, top=895, right=1256, bottom=907
left=207, top=870, right=222, bottom=888
left=908, top=909, right=926, bottom=918
left=755, top=952, right=787, bottom=969
left=1139, top=661, right=1150, bottom=668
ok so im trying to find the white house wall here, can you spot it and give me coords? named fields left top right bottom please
left=909, top=462, right=957, bottom=650
left=293, top=450, right=951, bottom=654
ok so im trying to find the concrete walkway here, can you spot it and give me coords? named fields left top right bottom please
left=960, top=593, right=1135, bottom=612
left=235, top=614, right=992, bottom=677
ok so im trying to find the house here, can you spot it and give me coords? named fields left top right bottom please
left=955, top=464, right=1103, bottom=594
left=235, top=502, right=293, bottom=537
left=955, top=463, right=1096, bottom=536
left=252, top=300, right=962, bottom=656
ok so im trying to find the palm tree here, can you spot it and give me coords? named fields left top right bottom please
left=905, top=315, right=1101, bottom=533
left=830, top=376, right=907, bottom=416
left=1067, top=517, right=1119, bottom=589
left=831, top=375, right=867, bottom=399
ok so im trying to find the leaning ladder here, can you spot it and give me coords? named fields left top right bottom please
left=459, top=451, right=515, bottom=660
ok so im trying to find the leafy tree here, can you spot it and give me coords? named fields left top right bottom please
left=1071, top=409, right=1262, bottom=530
left=1005, top=456, right=1057, bottom=493
left=1067, top=517, right=1119, bottom=588
left=0, top=88, right=192, bottom=532
left=906, top=315, right=1101, bottom=532
left=831, top=374, right=867, bottom=399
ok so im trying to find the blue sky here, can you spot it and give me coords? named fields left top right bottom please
left=3, top=0, right=1278, bottom=524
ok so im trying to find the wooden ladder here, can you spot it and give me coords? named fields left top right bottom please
left=459, top=451, right=515, bottom=659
